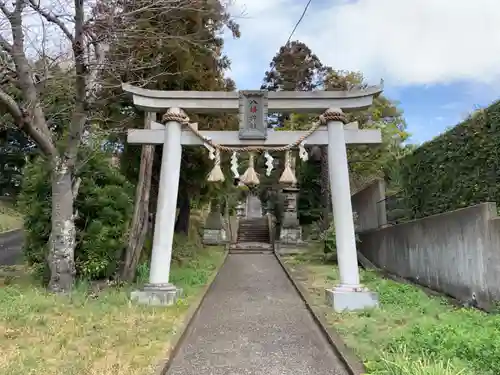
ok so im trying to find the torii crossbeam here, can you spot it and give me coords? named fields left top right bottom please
left=127, top=121, right=381, bottom=146
left=124, top=83, right=382, bottom=312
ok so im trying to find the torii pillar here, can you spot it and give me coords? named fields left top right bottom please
left=323, top=109, right=378, bottom=311
left=123, top=84, right=381, bottom=311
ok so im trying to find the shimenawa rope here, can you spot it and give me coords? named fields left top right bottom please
left=161, top=109, right=347, bottom=184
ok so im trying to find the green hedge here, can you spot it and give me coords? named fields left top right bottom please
left=398, top=100, right=500, bottom=219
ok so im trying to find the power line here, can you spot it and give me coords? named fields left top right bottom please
left=262, top=0, right=314, bottom=105
left=267, top=0, right=314, bottom=74
left=285, top=0, right=314, bottom=46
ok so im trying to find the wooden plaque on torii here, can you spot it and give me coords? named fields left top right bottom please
left=238, top=90, right=268, bottom=140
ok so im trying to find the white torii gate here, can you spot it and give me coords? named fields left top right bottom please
left=124, top=83, right=382, bottom=311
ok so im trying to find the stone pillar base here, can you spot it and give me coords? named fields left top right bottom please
left=202, top=228, right=228, bottom=245
left=325, top=285, right=379, bottom=312
left=279, top=226, right=302, bottom=243
left=275, top=242, right=309, bottom=255
left=130, top=283, right=183, bottom=306
left=277, top=226, right=307, bottom=254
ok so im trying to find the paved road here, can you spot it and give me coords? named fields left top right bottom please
left=0, top=230, right=24, bottom=265
left=166, top=253, right=348, bottom=375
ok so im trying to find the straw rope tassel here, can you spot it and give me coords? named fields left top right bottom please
left=279, top=150, right=297, bottom=185
left=240, top=152, right=259, bottom=185
left=207, top=148, right=225, bottom=182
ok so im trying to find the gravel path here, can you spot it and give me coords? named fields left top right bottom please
left=166, top=253, right=349, bottom=375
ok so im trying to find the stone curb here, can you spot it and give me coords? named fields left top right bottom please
left=274, top=253, right=367, bottom=375
left=155, top=249, right=229, bottom=375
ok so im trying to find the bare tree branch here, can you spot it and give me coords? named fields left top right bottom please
left=0, top=1, right=12, bottom=17
left=63, top=0, right=86, bottom=167
left=0, top=34, right=13, bottom=53
left=0, top=85, right=22, bottom=119
left=0, top=86, right=55, bottom=154
left=28, top=0, right=75, bottom=43
left=2, top=0, right=57, bottom=151
left=14, top=0, right=25, bottom=14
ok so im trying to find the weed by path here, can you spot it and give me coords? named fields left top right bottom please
left=0, top=247, right=225, bottom=375
left=284, top=253, right=500, bottom=375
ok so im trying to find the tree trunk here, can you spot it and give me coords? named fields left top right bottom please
left=121, top=113, right=155, bottom=282
left=319, top=146, right=332, bottom=231
left=174, top=189, right=190, bottom=234
left=148, top=149, right=161, bottom=231
left=47, top=157, right=77, bottom=293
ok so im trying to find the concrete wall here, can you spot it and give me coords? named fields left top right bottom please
left=351, top=178, right=387, bottom=232
left=358, top=202, right=500, bottom=306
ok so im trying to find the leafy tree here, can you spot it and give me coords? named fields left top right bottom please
left=261, top=41, right=326, bottom=128
left=19, top=147, right=134, bottom=283
left=261, top=41, right=408, bottom=229
left=261, top=41, right=325, bottom=92
left=0, top=0, right=119, bottom=292
left=0, top=128, right=31, bottom=196
left=0, top=0, right=236, bottom=292
left=94, top=0, right=240, bottom=280
left=290, top=70, right=409, bottom=225
left=260, top=41, right=337, bottom=229
left=0, top=61, right=74, bottom=197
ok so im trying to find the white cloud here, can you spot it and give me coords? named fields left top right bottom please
left=224, top=0, right=500, bottom=87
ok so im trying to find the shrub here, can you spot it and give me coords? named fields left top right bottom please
left=18, top=147, right=134, bottom=282
left=321, top=212, right=360, bottom=259
left=297, top=159, right=322, bottom=224
left=323, top=222, right=337, bottom=256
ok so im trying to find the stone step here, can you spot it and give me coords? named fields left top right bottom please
left=237, top=217, right=270, bottom=243
left=238, top=233, right=269, bottom=238
left=238, top=225, right=268, bottom=230
left=238, top=238, right=270, bottom=243
left=238, top=228, right=268, bottom=231
left=238, top=223, right=268, bottom=228
left=237, top=229, right=269, bottom=236
left=238, top=222, right=267, bottom=227
left=237, top=240, right=270, bottom=244
left=229, top=242, right=273, bottom=254
left=231, top=242, right=273, bottom=250
left=238, top=226, right=268, bottom=230
left=238, top=231, right=268, bottom=236
left=238, top=230, right=268, bottom=234
left=230, top=249, right=274, bottom=254
left=238, top=232, right=269, bottom=237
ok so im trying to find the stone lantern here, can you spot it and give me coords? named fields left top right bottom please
left=202, top=199, right=228, bottom=245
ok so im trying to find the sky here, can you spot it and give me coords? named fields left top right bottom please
left=222, top=0, right=500, bottom=144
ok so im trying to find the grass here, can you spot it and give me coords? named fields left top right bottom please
left=283, top=250, right=500, bottom=375
left=0, top=245, right=225, bottom=375
left=0, top=201, right=23, bottom=233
